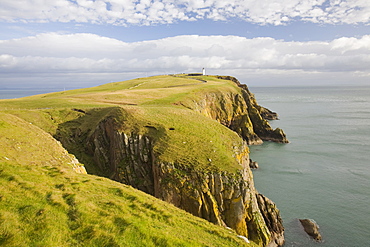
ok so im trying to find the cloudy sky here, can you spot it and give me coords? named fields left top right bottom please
left=1, top=0, right=370, bottom=89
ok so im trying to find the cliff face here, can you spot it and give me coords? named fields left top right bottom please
left=86, top=117, right=155, bottom=194
left=183, top=91, right=262, bottom=145
left=70, top=110, right=284, bottom=246
left=183, top=76, right=288, bottom=145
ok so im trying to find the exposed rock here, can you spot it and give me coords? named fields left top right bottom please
left=238, top=88, right=288, bottom=144
left=257, top=194, right=285, bottom=247
left=259, top=107, right=279, bottom=120
left=153, top=158, right=273, bottom=245
left=70, top=157, right=87, bottom=174
left=186, top=75, right=289, bottom=144
left=186, top=90, right=263, bottom=145
left=249, top=159, right=259, bottom=169
left=87, top=117, right=155, bottom=194
left=299, top=218, right=322, bottom=241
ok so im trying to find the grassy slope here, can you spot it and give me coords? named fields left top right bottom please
left=0, top=112, right=252, bottom=247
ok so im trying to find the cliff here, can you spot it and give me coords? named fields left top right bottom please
left=1, top=74, right=287, bottom=246
left=178, top=75, right=288, bottom=144
left=56, top=107, right=283, bottom=246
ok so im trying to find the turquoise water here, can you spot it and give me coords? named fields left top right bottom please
left=249, top=86, right=370, bottom=246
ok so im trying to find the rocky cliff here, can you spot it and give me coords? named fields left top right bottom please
left=78, top=114, right=283, bottom=246
left=181, top=75, right=288, bottom=145
left=53, top=75, right=286, bottom=246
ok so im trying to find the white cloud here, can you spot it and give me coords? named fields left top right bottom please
left=1, top=33, right=370, bottom=87
left=0, top=0, right=369, bottom=26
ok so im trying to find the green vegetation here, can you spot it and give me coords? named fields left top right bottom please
left=0, top=75, right=239, bottom=109
left=133, top=106, right=244, bottom=172
left=0, top=75, right=260, bottom=246
left=0, top=112, right=252, bottom=246
left=0, top=75, right=246, bottom=173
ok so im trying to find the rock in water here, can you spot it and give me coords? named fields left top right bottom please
left=249, top=159, right=259, bottom=169
left=299, top=219, right=322, bottom=241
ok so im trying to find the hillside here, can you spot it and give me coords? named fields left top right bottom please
left=0, top=112, right=251, bottom=246
left=0, top=74, right=287, bottom=246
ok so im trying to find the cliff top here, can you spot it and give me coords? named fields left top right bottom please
left=0, top=74, right=240, bottom=108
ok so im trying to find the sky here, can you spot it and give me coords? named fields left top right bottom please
left=0, top=0, right=370, bottom=89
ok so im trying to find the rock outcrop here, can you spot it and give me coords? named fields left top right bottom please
left=183, top=75, right=288, bottom=145
left=219, top=76, right=288, bottom=143
left=87, top=117, right=155, bottom=194
left=257, top=194, right=285, bottom=247
left=299, top=219, right=322, bottom=241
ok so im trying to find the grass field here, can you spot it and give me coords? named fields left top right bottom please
left=0, top=75, right=239, bottom=108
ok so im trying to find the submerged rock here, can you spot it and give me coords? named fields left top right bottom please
left=299, top=218, right=322, bottom=241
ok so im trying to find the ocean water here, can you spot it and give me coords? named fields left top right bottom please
left=249, top=86, right=370, bottom=247
left=0, top=89, right=63, bottom=99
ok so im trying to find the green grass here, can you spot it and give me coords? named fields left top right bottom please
left=0, top=74, right=264, bottom=246
left=0, top=164, right=252, bottom=246
left=0, top=112, right=254, bottom=247
left=0, top=74, right=247, bottom=173
left=0, top=112, right=81, bottom=169
left=0, top=75, right=240, bottom=110
left=131, top=105, right=244, bottom=172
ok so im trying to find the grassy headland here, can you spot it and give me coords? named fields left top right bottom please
left=0, top=75, right=246, bottom=173
left=0, top=75, right=259, bottom=246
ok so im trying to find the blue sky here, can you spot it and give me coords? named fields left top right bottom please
left=1, top=0, right=370, bottom=89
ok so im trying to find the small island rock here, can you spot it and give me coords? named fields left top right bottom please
left=299, top=218, right=322, bottom=241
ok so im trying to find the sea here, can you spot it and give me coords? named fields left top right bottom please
left=1, top=86, right=369, bottom=246
left=249, top=86, right=370, bottom=247
left=0, top=89, right=63, bottom=99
